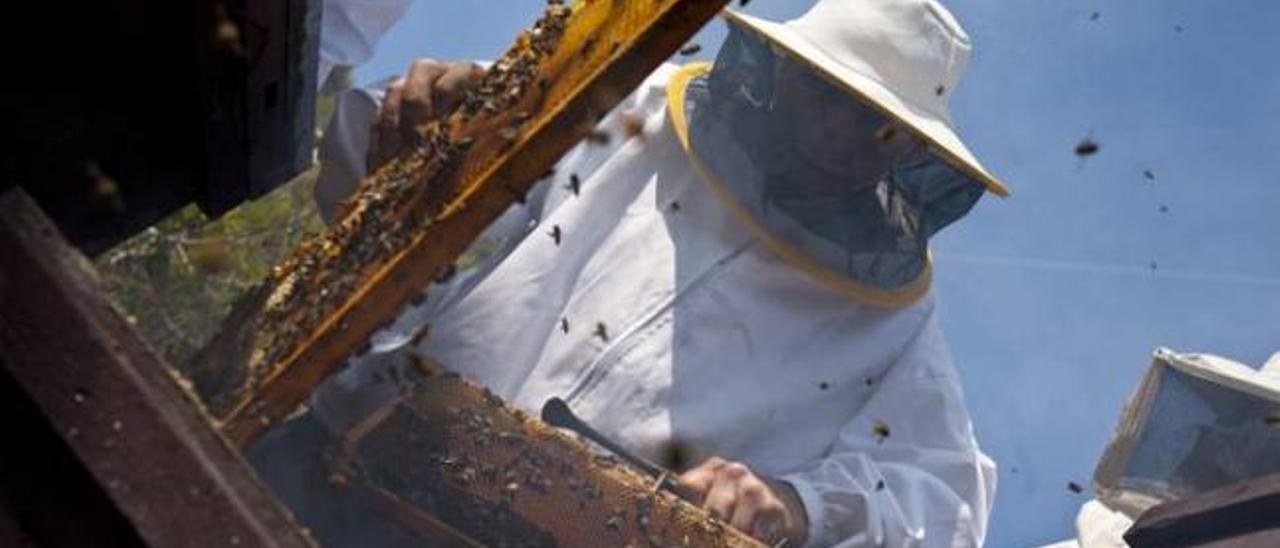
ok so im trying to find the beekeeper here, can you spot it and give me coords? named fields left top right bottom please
left=308, top=0, right=1007, bottom=545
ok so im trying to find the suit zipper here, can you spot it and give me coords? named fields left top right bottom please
left=563, top=243, right=751, bottom=405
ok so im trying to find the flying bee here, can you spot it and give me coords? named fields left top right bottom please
left=1143, top=169, right=1156, bottom=181
left=434, top=263, right=458, bottom=284
left=1264, top=412, right=1280, bottom=427
left=621, top=112, right=645, bottom=140
left=1067, top=481, right=1084, bottom=494
left=409, top=291, right=428, bottom=307
left=566, top=173, right=581, bottom=196
left=548, top=224, right=562, bottom=246
left=594, top=322, right=610, bottom=342
left=211, top=3, right=245, bottom=57
left=874, top=123, right=899, bottom=144
left=86, top=161, right=125, bottom=213
left=1074, top=138, right=1100, bottom=157
left=585, top=130, right=611, bottom=146
left=560, top=317, right=570, bottom=333
left=871, top=419, right=891, bottom=442
left=679, top=43, right=702, bottom=56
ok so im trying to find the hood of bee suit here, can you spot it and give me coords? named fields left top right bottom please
left=665, top=8, right=1000, bottom=307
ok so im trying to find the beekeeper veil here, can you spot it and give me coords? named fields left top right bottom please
left=666, top=1, right=1009, bottom=307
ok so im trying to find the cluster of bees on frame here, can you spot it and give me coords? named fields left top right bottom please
left=352, top=373, right=749, bottom=548
left=247, top=1, right=575, bottom=383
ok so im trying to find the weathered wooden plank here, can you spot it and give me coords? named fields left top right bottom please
left=0, top=188, right=315, bottom=548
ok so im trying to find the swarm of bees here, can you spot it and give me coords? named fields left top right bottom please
left=237, top=1, right=576, bottom=402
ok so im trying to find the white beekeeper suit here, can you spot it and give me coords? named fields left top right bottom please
left=307, top=0, right=1007, bottom=546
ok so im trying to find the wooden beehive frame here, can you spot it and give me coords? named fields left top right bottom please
left=212, top=0, right=732, bottom=447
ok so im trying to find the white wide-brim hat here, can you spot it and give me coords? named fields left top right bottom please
left=722, top=0, right=1009, bottom=196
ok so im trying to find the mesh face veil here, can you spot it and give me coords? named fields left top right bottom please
left=678, top=24, right=987, bottom=299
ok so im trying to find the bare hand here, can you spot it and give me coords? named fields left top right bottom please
left=368, top=58, right=485, bottom=170
left=677, top=457, right=808, bottom=545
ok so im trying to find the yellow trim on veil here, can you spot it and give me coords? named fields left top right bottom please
left=665, top=62, right=932, bottom=308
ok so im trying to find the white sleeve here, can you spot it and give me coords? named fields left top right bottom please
left=314, top=86, right=379, bottom=224
left=780, top=311, right=997, bottom=548
left=318, top=0, right=414, bottom=86
left=309, top=79, right=552, bottom=435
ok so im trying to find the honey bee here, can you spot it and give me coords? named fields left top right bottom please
left=1067, top=481, right=1083, bottom=494
left=874, top=123, right=898, bottom=144
left=86, top=161, right=125, bottom=213
left=871, top=419, right=891, bottom=442
left=621, top=113, right=645, bottom=140
left=566, top=173, right=581, bottom=196
left=434, top=263, right=458, bottom=284
left=561, top=317, right=570, bottom=333
left=1074, top=138, right=1100, bottom=157
left=410, top=291, right=428, bottom=307
left=585, top=130, right=611, bottom=146
left=549, top=224, right=562, bottom=246
left=678, top=43, right=702, bottom=56
left=594, top=322, right=610, bottom=342
left=212, top=3, right=245, bottom=57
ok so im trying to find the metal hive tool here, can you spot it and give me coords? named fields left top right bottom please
left=332, top=355, right=766, bottom=548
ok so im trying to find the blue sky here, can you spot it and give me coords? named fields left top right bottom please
left=353, top=1, right=1280, bottom=545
